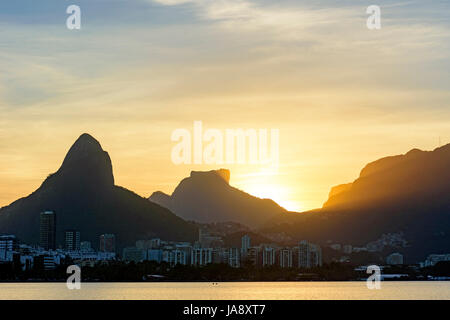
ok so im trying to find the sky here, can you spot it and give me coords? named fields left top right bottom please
left=0, top=0, right=449, bottom=212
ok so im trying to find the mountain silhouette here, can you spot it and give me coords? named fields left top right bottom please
left=149, top=169, right=286, bottom=228
left=0, top=134, right=197, bottom=249
left=323, top=146, right=450, bottom=210
left=264, top=145, right=450, bottom=262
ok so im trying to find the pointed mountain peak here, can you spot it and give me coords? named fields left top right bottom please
left=65, top=133, right=104, bottom=158
left=69, top=133, right=103, bottom=153
left=77, top=132, right=100, bottom=142
left=51, top=133, right=114, bottom=187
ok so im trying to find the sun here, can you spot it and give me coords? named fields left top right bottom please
left=235, top=170, right=303, bottom=212
left=245, top=184, right=302, bottom=212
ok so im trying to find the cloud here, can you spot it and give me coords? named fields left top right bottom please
left=150, top=0, right=356, bottom=38
left=153, top=0, right=195, bottom=5
left=147, top=0, right=450, bottom=64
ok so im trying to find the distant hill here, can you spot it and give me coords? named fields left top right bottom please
left=0, top=134, right=197, bottom=249
left=263, top=145, right=450, bottom=263
left=149, top=169, right=287, bottom=228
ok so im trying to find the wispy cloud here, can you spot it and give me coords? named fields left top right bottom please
left=150, top=0, right=356, bottom=37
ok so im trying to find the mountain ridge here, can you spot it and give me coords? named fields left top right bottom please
left=324, top=143, right=450, bottom=209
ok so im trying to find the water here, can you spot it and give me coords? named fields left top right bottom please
left=0, top=282, right=449, bottom=300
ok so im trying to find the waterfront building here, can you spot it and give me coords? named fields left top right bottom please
left=99, top=234, right=115, bottom=253
left=262, top=246, right=276, bottom=267
left=278, top=248, right=293, bottom=268
left=39, top=211, right=56, bottom=250
left=224, top=248, right=241, bottom=268
left=0, top=235, right=18, bottom=252
left=241, top=234, right=251, bottom=256
left=147, top=249, right=163, bottom=263
left=65, top=230, right=80, bottom=251
left=191, top=248, right=213, bottom=266
left=298, top=240, right=322, bottom=268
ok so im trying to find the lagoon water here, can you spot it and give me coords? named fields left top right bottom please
left=0, top=282, right=449, bottom=300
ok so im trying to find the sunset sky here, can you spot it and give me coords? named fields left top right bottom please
left=1, top=0, right=450, bottom=212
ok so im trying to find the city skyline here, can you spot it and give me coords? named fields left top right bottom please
left=0, top=206, right=448, bottom=282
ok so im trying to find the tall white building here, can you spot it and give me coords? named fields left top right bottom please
left=298, top=240, right=322, bottom=268
left=0, top=235, right=17, bottom=251
left=163, top=249, right=188, bottom=266
left=173, top=249, right=188, bottom=266
left=279, top=248, right=293, bottom=268
left=0, top=235, right=18, bottom=262
left=310, top=243, right=322, bottom=267
left=298, top=241, right=310, bottom=268
left=262, top=246, right=276, bottom=267
left=224, top=248, right=240, bottom=268
left=241, top=234, right=251, bottom=256
left=65, top=230, right=80, bottom=251
left=191, top=248, right=213, bottom=266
